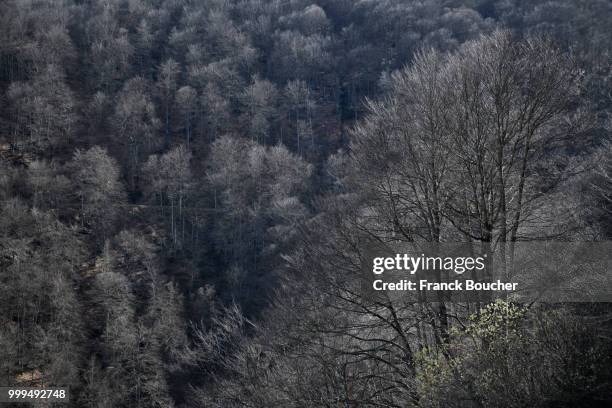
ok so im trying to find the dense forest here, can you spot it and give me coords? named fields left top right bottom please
left=0, top=0, right=611, bottom=407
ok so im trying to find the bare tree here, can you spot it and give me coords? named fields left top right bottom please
left=112, top=77, right=160, bottom=190
left=241, top=76, right=278, bottom=144
left=7, top=64, right=77, bottom=150
left=175, top=85, right=197, bottom=148
left=438, top=31, right=584, bottom=284
left=68, top=146, right=126, bottom=241
left=143, top=145, right=193, bottom=246
left=158, top=59, right=180, bottom=146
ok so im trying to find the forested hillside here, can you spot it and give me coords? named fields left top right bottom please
left=0, top=1, right=611, bottom=407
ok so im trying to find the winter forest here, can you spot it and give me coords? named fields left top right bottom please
left=0, top=0, right=611, bottom=406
